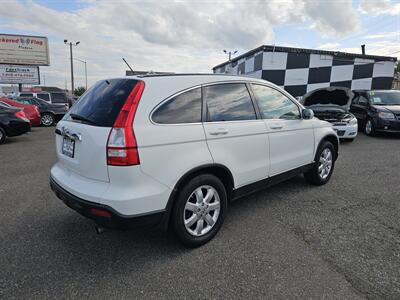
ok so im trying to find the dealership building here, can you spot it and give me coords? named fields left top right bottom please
left=213, top=45, right=397, bottom=97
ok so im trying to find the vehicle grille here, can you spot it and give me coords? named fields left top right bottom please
left=336, top=130, right=345, bottom=136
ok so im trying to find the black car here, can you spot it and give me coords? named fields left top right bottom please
left=0, top=103, right=31, bottom=144
left=350, top=90, right=400, bottom=136
left=15, top=97, right=68, bottom=126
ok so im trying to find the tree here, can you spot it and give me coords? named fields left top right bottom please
left=396, top=62, right=400, bottom=73
left=74, top=86, right=86, bottom=96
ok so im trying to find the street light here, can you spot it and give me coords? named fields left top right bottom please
left=73, top=58, right=87, bottom=90
left=223, top=49, right=238, bottom=61
left=64, top=39, right=80, bottom=94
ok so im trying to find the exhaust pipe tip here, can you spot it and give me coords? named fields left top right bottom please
left=95, top=226, right=105, bottom=234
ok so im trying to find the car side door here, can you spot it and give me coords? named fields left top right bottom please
left=202, top=82, right=270, bottom=188
left=350, top=93, right=369, bottom=125
left=250, top=83, right=314, bottom=176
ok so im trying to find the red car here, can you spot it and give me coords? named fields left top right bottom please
left=0, top=98, right=41, bottom=126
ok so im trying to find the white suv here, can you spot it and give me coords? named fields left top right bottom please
left=50, top=74, right=339, bottom=246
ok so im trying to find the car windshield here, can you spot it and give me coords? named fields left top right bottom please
left=368, top=91, right=400, bottom=105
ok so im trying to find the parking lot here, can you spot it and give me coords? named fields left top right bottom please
left=0, top=127, right=399, bottom=299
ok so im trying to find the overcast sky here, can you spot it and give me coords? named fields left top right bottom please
left=0, top=0, right=399, bottom=89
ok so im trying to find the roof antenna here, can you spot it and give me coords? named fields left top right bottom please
left=122, top=57, right=134, bottom=74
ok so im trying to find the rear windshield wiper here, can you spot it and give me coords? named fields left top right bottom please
left=70, top=113, right=97, bottom=125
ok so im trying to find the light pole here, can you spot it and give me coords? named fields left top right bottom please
left=73, top=58, right=87, bottom=90
left=64, top=39, right=80, bottom=95
left=223, top=49, right=238, bottom=61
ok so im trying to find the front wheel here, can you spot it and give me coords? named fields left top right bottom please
left=365, top=119, right=375, bottom=136
left=304, top=141, right=336, bottom=185
left=171, top=174, right=228, bottom=247
left=0, top=127, right=6, bottom=144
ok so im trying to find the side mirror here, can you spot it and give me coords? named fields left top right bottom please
left=302, top=108, right=314, bottom=119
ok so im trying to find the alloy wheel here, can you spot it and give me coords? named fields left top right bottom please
left=183, top=185, right=221, bottom=237
left=365, top=120, right=372, bottom=135
left=41, top=115, right=54, bottom=126
left=318, top=148, right=333, bottom=180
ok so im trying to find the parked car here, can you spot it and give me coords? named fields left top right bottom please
left=301, top=87, right=358, bottom=142
left=350, top=90, right=400, bottom=136
left=50, top=74, right=339, bottom=246
left=15, top=97, right=68, bottom=126
left=0, top=97, right=41, bottom=126
left=14, top=92, right=70, bottom=109
left=0, top=104, right=31, bottom=144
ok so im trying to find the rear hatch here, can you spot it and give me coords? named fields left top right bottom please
left=55, top=79, right=139, bottom=182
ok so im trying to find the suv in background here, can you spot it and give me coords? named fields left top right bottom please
left=17, top=92, right=70, bottom=109
left=50, top=74, right=339, bottom=246
left=351, top=90, right=400, bottom=136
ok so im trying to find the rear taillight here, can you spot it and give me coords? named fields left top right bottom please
left=15, top=111, right=26, bottom=119
left=35, top=106, right=40, bottom=117
left=107, top=81, right=145, bottom=166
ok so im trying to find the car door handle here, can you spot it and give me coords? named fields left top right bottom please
left=209, top=129, right=229, bottom=135
left=270, top=125, right=283, bottom=130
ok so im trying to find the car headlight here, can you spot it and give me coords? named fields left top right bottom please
left=349, top=117, right=358, bottom=125
left=378, top=112, right=395, bottom=119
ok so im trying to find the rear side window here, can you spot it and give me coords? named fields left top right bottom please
left=67, top=79, right=138, bottom=127
left=51, top=93, right=68, bottom=103
left=204, top=83, right=256, bottom=122
left=152, top=88, right=202, bottom=124
left=37, top=93, right=50, bottom=102
left=20, top=93, right=33, bottom=97
left=18, top=99, right=31, bottom=105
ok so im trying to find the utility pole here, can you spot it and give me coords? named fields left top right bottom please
left=223, top=50, right=238, bottom=61
left=64, top=39, right=80, bottom=95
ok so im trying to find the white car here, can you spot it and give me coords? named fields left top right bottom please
left=301, top=87, right=358, bottom=142
left=50, top=74, right=339, bottom=246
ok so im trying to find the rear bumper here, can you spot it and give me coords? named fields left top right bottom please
left=6, top=120, right=31, bottom=137
left=30, top=116, right=41, bottom=127
left=50, top=176, right=165, bottom=229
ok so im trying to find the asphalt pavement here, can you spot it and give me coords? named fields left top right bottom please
left=1, top=127, right=399, bottom=299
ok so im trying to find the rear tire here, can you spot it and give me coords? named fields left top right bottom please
left=304, top=141, right=336, bottom=185
left=0, top=127, right=6, bottom=144
left=171, top=174, right=227, bottom=247
left=41, top=113, right=55, bottom=127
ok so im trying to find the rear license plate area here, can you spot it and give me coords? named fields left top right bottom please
left=62, top=137, right=75, bottom=158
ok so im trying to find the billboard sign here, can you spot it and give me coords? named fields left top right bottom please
left=0, top=34, right=49, bottom=66
left=0, top=64, right=40, bottom=84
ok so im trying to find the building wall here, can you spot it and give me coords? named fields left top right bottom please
left=214, top=51, right=395, bottom=97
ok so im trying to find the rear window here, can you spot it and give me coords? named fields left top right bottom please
left=51, top=93, right=68, bottom=103
left=37, top=93, right=50, bottom=102
left=67, top=79, right=138, bottom=127
left=20, top=93, right=33, bottom=97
